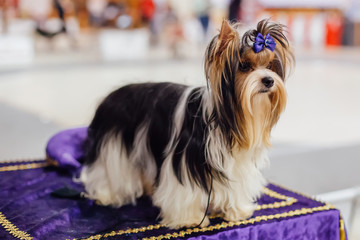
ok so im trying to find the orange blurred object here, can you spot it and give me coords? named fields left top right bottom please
left=325, top=12, right=344, bottom=47
left=141, top=0, right=155, bottom=21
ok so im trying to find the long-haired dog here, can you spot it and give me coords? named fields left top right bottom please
left=80, top=19, right=294, bottom=229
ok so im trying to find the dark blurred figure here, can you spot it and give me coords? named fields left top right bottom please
left=228, top=0, right=241, bottom=22
left=193, top=0, right=210, bottom=40
left=36, top=0, right=66, bottom=38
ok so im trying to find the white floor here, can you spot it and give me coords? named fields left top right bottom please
left=1, top=47, right=360, bottom=147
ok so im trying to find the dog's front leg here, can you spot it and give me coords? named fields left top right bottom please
left=209, top=178, right=258, bottom=222
left=224, top=200, right=257, bottom=222
left=152, top=159, right=210, bottom=229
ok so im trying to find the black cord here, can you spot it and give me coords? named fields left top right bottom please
left=197, top=174, right=213, bottom=228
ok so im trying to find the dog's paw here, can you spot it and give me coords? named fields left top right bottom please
left=162, top=216, right=210, bottom=229
left=93, top=187, right=113, bottom=206
left=224, top=204, right=256, bottom=222
left=197, top=216, right=210, bottom=228
left=91, top=187, right=124, bottom=207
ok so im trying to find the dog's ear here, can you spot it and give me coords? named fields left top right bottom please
left=216, top=20, right=236, bottom=55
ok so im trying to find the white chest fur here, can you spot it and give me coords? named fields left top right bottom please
left=210, top=145, right=269, bottom=220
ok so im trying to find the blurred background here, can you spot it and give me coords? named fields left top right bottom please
left=0, top=0, right=359, bottom=238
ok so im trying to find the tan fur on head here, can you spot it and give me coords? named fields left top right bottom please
left=238, top=69, right=287, bottom=148
left=241, top=19, right=295, bottom=79
left=204, top=19, right=294, bottom=149
left=216, top=20, right=237, bottom=56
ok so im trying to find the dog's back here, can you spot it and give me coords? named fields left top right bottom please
left=85, top=83, right=187, bottom=164
left=81, top=82, right=188, bottom=206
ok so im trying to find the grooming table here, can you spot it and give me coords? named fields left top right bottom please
left=0, top=128, right=347, bottom=240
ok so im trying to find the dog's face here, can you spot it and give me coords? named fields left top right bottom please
left=205, top=19, right=294, bottom=149
left=235, top=46, right=280, bottom=96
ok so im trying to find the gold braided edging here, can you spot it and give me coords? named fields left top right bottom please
left=80, top=203, right=336, bottom=240
left=0, top=162, right=49, bottom=172
left=79, top=187, right=298, bottom=240
left=0, top=212, right=33, bottom=240
left=339, top=218, right=346, bottom=240
left=270, top=184, right=339, bottom=220
left=267, top=183, right=345, bottom=240
left=0, top=159, right=45, bottom=238
left=209, top=187, right=298, bottom=219
left=0, top=158, right=43, bottom=164
left=77, top=224, right=164, bottom=240
left=270, top=183, right=322, bottom=203
left=141, top=204, right=336, bottom=240
left=256, top=187, right=297, bottom=210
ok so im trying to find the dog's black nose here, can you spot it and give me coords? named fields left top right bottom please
left=262, top=77, right=274, bottom=88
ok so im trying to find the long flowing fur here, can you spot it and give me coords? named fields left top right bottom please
left=80, top=19, right=294, bottom=229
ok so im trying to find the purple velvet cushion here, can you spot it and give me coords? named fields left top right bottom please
left=46, top=127, right=88, bottom=170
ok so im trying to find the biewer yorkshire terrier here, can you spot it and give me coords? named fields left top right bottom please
left=80, top=19, right=294, bottom=229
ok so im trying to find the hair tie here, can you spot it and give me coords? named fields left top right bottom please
left=253, top=33, right=276, bottom=53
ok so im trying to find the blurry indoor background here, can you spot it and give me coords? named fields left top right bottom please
left=0, top=0, right=359, bottom=238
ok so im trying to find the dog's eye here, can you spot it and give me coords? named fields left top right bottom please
left=266, top=62, right=273, bottom=69
left=239, top=62, right=252, bottom=72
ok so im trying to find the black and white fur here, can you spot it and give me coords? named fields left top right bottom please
left=80, top=19, right=293, bottom=229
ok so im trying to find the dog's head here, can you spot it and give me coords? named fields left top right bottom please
left=205, top=19, right=294, bottom=149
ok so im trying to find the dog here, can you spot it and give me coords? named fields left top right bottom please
left=79, top=19, right=294, bottom=229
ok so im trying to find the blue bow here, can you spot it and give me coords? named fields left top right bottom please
left=253, top=33, right=276, bottom=53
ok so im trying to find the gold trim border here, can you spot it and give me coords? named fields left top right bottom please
left=0, top=158, right=44, bottom=164
left=0, top=162, right=49, bottom=172
left=0, top=212, right=33, bottom=240
left=79, top=187, right=299, bottom=240
left=256, top=187, right=297, bottom=210
left=141, top=204, right=336, bottom=240
left=80, top=204, right=336, bottom=240
left=0, top=160, right=47, bottom=239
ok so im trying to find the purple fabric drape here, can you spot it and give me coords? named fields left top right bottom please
left=0, top=128, right=346, bottom=240
left=46, top=127, right=87, bottom=170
